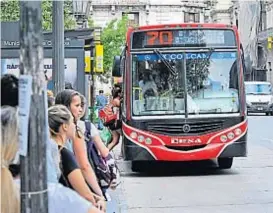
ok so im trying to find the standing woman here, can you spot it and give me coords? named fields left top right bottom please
left=55, top=90, right=104, bottom=198
left=107, top=87, right=122, bottom=151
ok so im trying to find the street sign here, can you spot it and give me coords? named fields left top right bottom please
left=85, top=57, right=91, bottom=73
left=95, top=44, right=104, bottom=73
left=268, top=36, right=272, bottom=50
left=85, top=50, right=91, bottom=73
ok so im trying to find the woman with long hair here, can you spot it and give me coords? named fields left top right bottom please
left=1, top=106, right=103, bottom=213
left=55, top=90, right=104, bottom=198
left=1, top=106, right=20, bottom=213
left=48, top=104, right=106, bottom=211
left=107, top=87, right=122, bottom=151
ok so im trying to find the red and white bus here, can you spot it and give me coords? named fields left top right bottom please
left=112, top=23, right=248, bottom=171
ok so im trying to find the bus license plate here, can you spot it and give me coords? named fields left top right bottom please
left=258, top=107, right=263, bottom=110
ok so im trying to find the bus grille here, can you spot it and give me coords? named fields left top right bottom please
left=251, top=102, right=269, bottom=106
left=165, top=145, right=207, bottom=151
left=146, top=120, right=224, bottom=135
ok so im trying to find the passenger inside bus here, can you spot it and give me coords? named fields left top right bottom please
left=138, top=70, right=158, bottom=98
left=132, top=53, right=239, bottom=115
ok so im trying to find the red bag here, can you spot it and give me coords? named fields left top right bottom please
left=98, top=104, right=117, bottom=126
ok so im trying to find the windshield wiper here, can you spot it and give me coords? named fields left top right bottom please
left=153, top=49, right=177, bottom=76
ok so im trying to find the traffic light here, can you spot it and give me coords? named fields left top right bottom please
left=268, top=36, right=272, bottom=50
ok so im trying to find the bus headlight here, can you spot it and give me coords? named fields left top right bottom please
left=145, top=137, right=152, bottom=145
left=138, top=135, right=145, bottom=143
left=234, top=128, right=242, bottom=136
left=220, top=135, right=228, bottom=142
left=227, top=132, right=235, bottom=140
left=130, top=132, right=137, bottom=139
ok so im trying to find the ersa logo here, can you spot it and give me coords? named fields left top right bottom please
left=171, top=138, right=202, bottom=145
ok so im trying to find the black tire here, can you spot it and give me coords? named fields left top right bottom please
left=266, top=112, right=270, bottom=116
left=218, top=157, right=233, bottom=169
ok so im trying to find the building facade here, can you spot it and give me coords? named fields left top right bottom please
left=208, top=0, right=273, bottom=83
left=89, top=0, right=208, bottom=28
left=207, top=0, right=234, bottom=24
left=262, top=1, right=273, bottom=83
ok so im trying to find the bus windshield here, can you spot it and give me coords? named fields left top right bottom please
left=132, top=51, right=239, bottom=116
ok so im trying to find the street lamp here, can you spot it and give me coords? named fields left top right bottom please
left=72, top=0, right=91, bottom=28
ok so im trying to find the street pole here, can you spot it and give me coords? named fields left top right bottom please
left=19, top=1, right=48, bottom=213
left=52, top=0, right=65, bottom=95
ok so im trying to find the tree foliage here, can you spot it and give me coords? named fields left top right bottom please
left=101, top=15, right=129, bottom=73
left=0, top=0, right=76, bottom=30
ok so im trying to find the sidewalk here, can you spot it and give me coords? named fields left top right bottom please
left=105, top=139, right=127, bottom=213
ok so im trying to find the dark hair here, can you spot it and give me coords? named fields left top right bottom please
left=55, top=89, right=82, bottom=137
left=1, top=74, right=19, bottom=107
left=55, top=89, right=81, bottom=110
left=113, top=87, right=122, bottom=99
left=65, top=82, right=73, bottom=90
left=80, top=95, right=87, bottom=121
left=48, top=105, right=72, bottom=137
left=114, top=83, right=122, bottom=90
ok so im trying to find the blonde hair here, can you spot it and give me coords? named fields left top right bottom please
left=48, top=105, right=72, bottom=137
left=1, top=106, right=20, bottom=213
left=47, top=90, right=54, bottom=98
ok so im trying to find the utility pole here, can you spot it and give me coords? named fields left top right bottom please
left=19, top=1, right=48, bottom=213
left=52, top=0, right=65, bottom=95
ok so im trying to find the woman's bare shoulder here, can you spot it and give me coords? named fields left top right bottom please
left=112, top=98, right=120, bottom=107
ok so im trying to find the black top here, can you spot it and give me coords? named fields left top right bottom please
left=58, top=146, right=79, bottom=189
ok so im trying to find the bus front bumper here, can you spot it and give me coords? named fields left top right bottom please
left=123, top=137, right=247, bottom=161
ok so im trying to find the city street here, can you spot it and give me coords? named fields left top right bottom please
left=113, top=115, right=273, bottom=213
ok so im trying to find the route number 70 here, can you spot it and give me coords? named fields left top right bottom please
left=147, top=31, right=173, bottom=45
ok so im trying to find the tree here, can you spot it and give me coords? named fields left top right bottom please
left=0, top=0, right=76, bottom=30
left=101, top=15, right=129, bottom=73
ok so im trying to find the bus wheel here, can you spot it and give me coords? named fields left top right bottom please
left=218, top=157, right=233, bottom=169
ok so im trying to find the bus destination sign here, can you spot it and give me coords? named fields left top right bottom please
left=132, top=29, right=236, bottom=49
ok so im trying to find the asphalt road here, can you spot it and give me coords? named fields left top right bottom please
left=112, top=115, right=273, bottom=213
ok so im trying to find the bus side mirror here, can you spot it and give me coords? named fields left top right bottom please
left=112, top=56, right=121, bottom=77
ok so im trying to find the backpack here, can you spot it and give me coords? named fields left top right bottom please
left=84, top=121, right=119, bottom=189
left=98, top=104, right=117, bottom=127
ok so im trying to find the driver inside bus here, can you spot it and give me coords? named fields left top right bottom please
left=139, top=70, right=158, bottom=98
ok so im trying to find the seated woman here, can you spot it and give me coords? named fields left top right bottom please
left=48, top=105, right=106, bottom=211
left=1, top=106, right=103, bottom=213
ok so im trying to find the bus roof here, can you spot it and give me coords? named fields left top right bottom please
left=133, top=23, right=236, bottom=31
